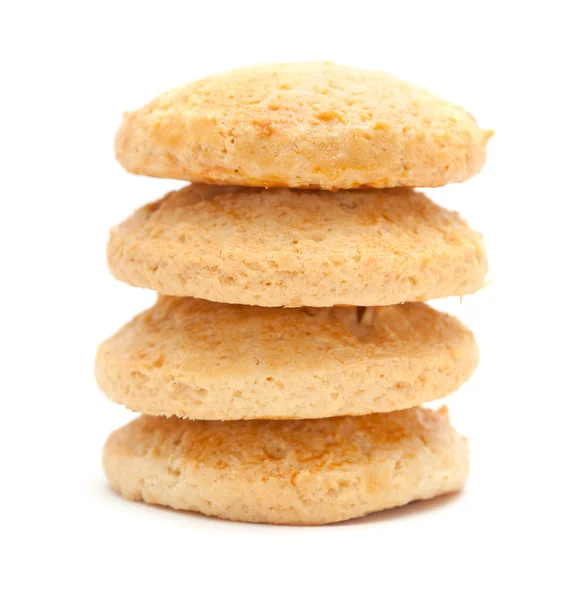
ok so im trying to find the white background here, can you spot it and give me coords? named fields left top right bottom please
left=2, top=1, right=576, bottom=598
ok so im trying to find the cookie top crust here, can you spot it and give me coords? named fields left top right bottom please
left=115, top=62, right=491, bottom=189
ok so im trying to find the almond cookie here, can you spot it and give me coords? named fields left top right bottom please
left=107, top=185, right=487, bottom=307
left=95, top=297, right=478, bottom=420
left=115, top=62, right=491, bottom=189
left=103, top=407, right=468, bottom=525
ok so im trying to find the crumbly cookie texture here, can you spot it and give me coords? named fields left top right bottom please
left=96, top=297, right=478, bottom=420
left=115, top=62, right=491, bottom=189
left=103, top=407, right=469, bottom=525
left=107, top=185, right=487, bottom=307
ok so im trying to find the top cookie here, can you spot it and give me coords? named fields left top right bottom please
left=115, top=62, right=491, bottom=190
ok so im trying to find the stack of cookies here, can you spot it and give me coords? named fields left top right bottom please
left=97, top=62, right=490, bottom=525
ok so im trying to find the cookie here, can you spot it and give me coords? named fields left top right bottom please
left=103, top=406, right=468, bottom=525
left=95, top=297, right=478, bottom=420
left=107, top=185, right=487, bottom=307
left=115, top=62, right=491, bottom=189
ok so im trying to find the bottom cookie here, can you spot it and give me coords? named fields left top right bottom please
left=103, top=407, right=468, bottom=525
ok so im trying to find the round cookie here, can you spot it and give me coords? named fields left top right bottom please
left=115, top=62, right=491, bottom=190
left=107, top=185, right=487, bottom=307
left=95, top=297, right=478, bottom=420
left=103, top=407, right=469, bottom=525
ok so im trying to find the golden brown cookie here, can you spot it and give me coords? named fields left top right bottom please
left=95, top=297, right=478, bottom=420
left=115, top=62, right=491, bottom=189
left=107, top=185, right=487, bottom=307
left=103, top=407, right=469, bottom=525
